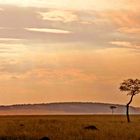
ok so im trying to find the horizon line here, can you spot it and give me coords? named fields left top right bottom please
left=0, top=101, right=132, bottom=107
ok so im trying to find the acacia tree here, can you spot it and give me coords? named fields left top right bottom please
left=110, top=106, right=117, bottom=114
left=119, top=79, right=140, bottom=122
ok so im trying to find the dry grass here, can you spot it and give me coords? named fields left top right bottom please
left=0, top=115, right=139, bottom=140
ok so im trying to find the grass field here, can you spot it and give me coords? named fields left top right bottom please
left=0, top=115, right=140, bottom=140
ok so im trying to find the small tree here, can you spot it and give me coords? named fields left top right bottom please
left=110, top=106, right=117, bottom=114
left=119, top=79, right=140, bottom=122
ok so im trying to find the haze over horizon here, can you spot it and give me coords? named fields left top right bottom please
left=0, top=0, right=140, bottom=106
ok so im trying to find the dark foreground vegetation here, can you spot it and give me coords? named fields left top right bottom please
left=0, top=115, right=140, bottom=140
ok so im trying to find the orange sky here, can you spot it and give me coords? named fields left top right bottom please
left=0, top=0, right=140, bottom=106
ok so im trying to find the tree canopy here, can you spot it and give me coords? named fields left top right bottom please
left=120, top=79, right=140, bottom=95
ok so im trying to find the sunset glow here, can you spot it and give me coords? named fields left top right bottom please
left=0, top=0, right=140, bottom=106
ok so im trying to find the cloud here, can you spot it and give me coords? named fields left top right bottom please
left=0, top=61, right=33, bottom=74
left=0, top=0, right=138, bottom=11
left=102, top=10, right=140, bottom=34
left=0, top=43, right=140, bottom=105
left=0, top=5, right=139, bottom=50
left=110, top=41, right=140, bottom=49
left=23, top=67, right=97, bottom=84
left=0, top=43, right=29, bottom=58
left=102, top=11, right=138, bottom=27
left=0, top=8, right=3, bottom=11
left=118, top=27, right=140, bottom=34
left=110, top=41, right=132, bottom=47
left=0, top=38, right=26, bottom=45
left=0, top=6, right=113, bottom=45
left=0, top=38, right=23, bottom=41
left=123, top=0, right=140, bottom=10
left=25, top=27, right=72, bottom=34
left=39, top=10, right=78, bottom=23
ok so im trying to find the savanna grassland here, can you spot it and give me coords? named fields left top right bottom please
left=0, top=115, right=140, bottom=140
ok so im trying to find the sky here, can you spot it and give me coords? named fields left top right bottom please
left=0, top=0, right=140, bottom=106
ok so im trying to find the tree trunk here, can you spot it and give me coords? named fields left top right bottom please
left=126, top=103, right=130, bottom=122
left=126, top=94, right=134, bottom=123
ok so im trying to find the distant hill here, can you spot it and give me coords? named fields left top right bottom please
left=0, top=102, right=140, bottom=115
